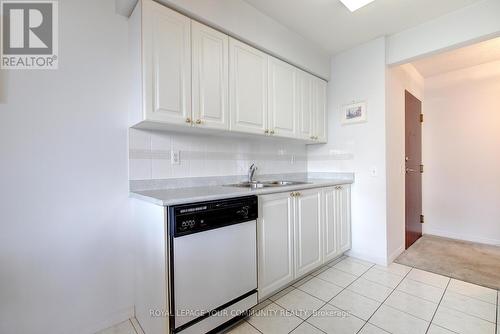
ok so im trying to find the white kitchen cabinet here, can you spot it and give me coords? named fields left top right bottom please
left=294, top=189, right=323, bottom=277
left=313, top=78, right=328, bottom=143
left=139, top=0, right=192, bottom=125
left=130, top=0, right=328, bottom=143
left=257, top=192, right=294, bottom=299
left=336, top=185, right=352, bottom=253
left=323, top=185, right=352, bottom=263
left=192, top=21, right=229, bottom=130
left=258, top=185, right=351, bottom=299
left=229, top=38, right=268, bottom=135
left=323, top=187, right=340, bottom=262
left=268, top=57, right=297, bottom=138
left=296, top=70, right=314, bottom=140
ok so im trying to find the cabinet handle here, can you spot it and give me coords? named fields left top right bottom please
left=290, top=192, right=295, bottom=197
left=270, top=130, right=275, bottom=135
left=296, top=192, right=301, bottom=197
left=195, top=119, right=202, bottom=125
left=185, top=117, right=192, bottom=124
left=265, top=129, right=269, bottom=134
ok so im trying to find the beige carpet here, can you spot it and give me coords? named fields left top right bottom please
left=396, top=235, right=500, bottom=290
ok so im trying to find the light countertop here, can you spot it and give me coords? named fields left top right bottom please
left=130, top=177, right=354, bottom=206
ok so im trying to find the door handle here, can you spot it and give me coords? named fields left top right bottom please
left=406, top=168, right=416, bottom=173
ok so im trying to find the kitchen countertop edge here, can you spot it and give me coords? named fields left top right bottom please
left=129, top=178, right=354, bottom=206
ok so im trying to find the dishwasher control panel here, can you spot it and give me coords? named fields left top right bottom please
left=168, top=196, right=258, bottom=237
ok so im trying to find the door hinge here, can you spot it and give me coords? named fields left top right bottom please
left=420, top=114, right=424, bottom=123
left=420, top=164, right=424, bottom=173
left=420, top=214, right=425, bottom=224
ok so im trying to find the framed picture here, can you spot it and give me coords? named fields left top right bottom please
left=342, top=101, right=367, bottom=124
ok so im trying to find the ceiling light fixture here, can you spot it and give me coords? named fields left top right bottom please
left=339, top=0, right=376, bottom=12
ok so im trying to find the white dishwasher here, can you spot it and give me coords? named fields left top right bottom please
left=167, top=196, right=258, bottom=334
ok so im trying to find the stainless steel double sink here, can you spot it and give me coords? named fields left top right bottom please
left=225, top=180, right=310, bottom=189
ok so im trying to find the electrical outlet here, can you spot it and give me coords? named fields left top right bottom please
left=171, top=150, right=180, bottom=165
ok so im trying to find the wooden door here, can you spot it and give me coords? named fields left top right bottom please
left=229, top=38, right=268, bottom=135
left=191, top=21, right=229, bottom=130
left=143, top=0, right=191, bottom=125
left=268, top=57, right=296, bottom=138
left=257, top=193, right=294, bottom=299
left=405, top=91, right=423, bottom=249
left=294, top=189, right=323, bottom=277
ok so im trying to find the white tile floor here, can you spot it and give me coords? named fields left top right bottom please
left=228, top=256, right=500, bottom=334
left=99, top=256, right=500, bottom=334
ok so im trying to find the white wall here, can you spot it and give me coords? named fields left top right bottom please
left=386, top=64, right=424, bottom=261
left=150, top=0, right=331, bottom=79
left=0, top=1, right=134, bottom=333
left=129, top=130, right=307, bottom=180
left=422, top=60, right=500, bottom=245
left=308, top=38, right=389, bottom=265
left=387, top=0, right=500, bottom=65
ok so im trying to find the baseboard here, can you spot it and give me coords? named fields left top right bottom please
left=387, top=245, right=405, bottom=265
left=77, top=305, right=134, bottom=334
left=423, top=228, right=500, bottom=246
left=345, top=250, right=386, bottom=266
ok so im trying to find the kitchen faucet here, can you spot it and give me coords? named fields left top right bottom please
left=248, top=164, right=258, bottom=183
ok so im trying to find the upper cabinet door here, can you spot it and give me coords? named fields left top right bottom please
left=142, top=0, right=191, bottom=125
left=229, top=38, right=268, bottom=135
left=268, top=57, right=296, bottom=138
left=314, top=78, right=328, bottom=143
left=191, top=21, right=229, bottom=130
left=294, top=189, right=323, bottom=277
left=296, top=71, right=314, bottom=140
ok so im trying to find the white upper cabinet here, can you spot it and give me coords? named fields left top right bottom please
left=142, top=0, right=191, bottom=125
left=191, top=21, right=229, bottom=130
left=268, top=57, right=296, bottom=138
left=294, top=189, right=323, bottom=277
left=296, top=70, right=314, bottom=140
left=129, top=0, right=327, bottom=143
left=229, top=38, right=268, bottom=135
left=313, top=78, right=328, bottom=143
left=257, top=193, right=295, bottom=299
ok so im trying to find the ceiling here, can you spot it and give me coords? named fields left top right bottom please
left=411, top=37, right=500, bottom=78
left=242, top=0, right=483, bottom=55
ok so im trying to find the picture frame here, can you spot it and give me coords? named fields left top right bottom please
left=342, top=101, right=367, bottom=124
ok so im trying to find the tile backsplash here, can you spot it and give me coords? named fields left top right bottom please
left=129, top=129, right=307, bottom=180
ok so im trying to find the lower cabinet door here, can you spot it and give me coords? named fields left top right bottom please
left=323, top=187, right=341, bottom=262
left=257, top=193, right=294, bottom=299
left=294, top=189, right=323, bottom=277
left=337, top=185, right=352, bottom=253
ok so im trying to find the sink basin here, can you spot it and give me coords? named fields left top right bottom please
left=225, top=182, right=272, bottom=189
left=262, top=181, right=310, bottom=186
left=225, top=180, right=310, bottom=189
